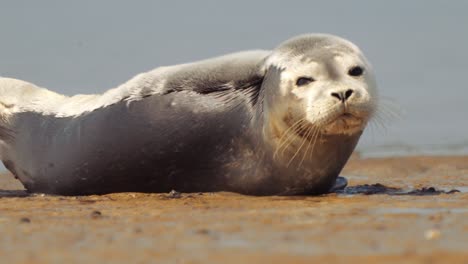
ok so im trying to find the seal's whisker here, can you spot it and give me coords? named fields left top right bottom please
left=286, top=124, right=311, bottom=167
left=373, top=110, right=392, bottom=127
left=278, top=122, right=303, bottom=159
left=273, top=119, right=306, bottom=159
left=298, top=126, right=315, bottom=167
left=368, top=104, right=400, bottom=136
left=368, top=114, right=388, bottom=134
left=273, top=120, right=302, bottom=159
left=309, top=126, right=322, bottom=159
left=366, top=114, right=393, bottom=145
left=276, top=119, right=305, bottom=144
left=279, top=121, right=309, bottom=158
left=371, top=97, right=402, bottom=126
left=378, top=97, right=402, bottom=117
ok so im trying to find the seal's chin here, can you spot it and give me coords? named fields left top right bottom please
left=288, top=112, right=366, bottom=139
left=322, top=112, right=366, bottom=135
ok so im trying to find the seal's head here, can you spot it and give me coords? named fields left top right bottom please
left=262, top=34, right=377, bottom=139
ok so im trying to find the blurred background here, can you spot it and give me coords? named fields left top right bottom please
left=1, top=0, right=467, bottom=157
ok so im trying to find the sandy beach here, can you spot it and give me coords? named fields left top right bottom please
left=0, top=155, right=467, bottom=263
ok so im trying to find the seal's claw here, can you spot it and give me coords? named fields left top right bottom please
left=329, top=176, right=348, bottom=192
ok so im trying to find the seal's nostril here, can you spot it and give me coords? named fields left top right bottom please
left=331, top=90, right=353, bottom=102
left=331, top=92, right=342, bottom=101
left=345, top=89, right=354, bottom=100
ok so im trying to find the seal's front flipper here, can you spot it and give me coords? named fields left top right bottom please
left=329, top=176, right=348, bottom=192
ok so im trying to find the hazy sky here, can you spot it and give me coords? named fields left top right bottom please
left=1, top=0, right=467, bottom=155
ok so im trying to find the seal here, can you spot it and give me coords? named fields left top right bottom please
left=0, top=34, right=377, bottom=195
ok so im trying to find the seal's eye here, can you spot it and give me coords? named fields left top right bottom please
left=296, top=77, right=315, bottom=86
left=348, top=66, right=364, bottom=77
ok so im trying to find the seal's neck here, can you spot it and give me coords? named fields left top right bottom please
left=265, top=117, right=318, bottom=162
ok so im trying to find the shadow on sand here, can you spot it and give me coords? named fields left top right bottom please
left=0, top=183, right=461, bottom=199
left=0, top=190, right=29, bottom=198
left=334, top=183, right=460, bottom=196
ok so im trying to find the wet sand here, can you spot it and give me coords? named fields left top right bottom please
left=0, top=156, right=467, bottom=263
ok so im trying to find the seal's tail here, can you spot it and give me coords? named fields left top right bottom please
left=0, top=77, right=69, bottom=143
left=0, top=78, right=22, bottom=142
left=0, top=77, right=56, bottom=142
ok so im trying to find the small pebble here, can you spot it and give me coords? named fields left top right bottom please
left=168, top=190, right=182, bottom=199
left=90, top=210, right=102, bottom=219
left=19, top=217, right=31, bottom=223
left=196, top=229, right=210, bottom=235
left=424, top=229, right=441, bottom=240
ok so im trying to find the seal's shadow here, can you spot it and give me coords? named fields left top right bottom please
left=333, top=183, right=460, bottom=196
left=0, top=184, right=460, bottom=198
left=0, top=190, right=30, bottom=198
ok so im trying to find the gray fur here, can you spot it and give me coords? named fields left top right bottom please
left=277, top=34, right=358, bottom=58
left=0, top=34, right=374, bottom=195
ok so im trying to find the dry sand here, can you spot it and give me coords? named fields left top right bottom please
left=0, top=156, right=467, bottom=264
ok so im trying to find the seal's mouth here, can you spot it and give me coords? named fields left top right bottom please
left=323, top=111, right=366, bottom=135
left=279, top=108, right=367, bottom=140
left=283, top=114, right=364, bottom=139
left=338, top=112, right=361, bottom=123
left=295, top=125, right=316, bottom=140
